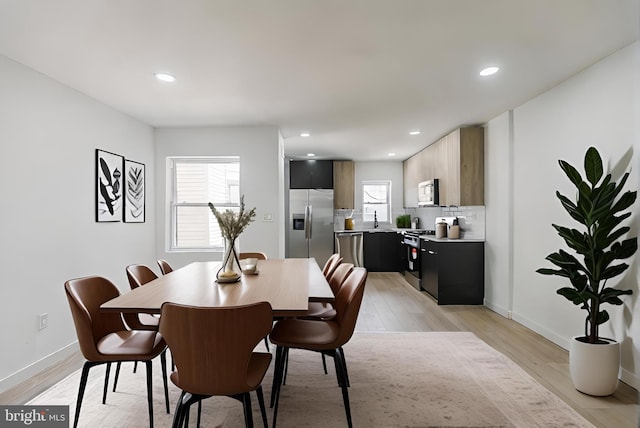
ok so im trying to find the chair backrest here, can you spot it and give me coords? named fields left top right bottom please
left=238, top=252, right=268, bottom=260
left=159, top=302, right=273, bottom=396
left=333, top=267, right=368, bottom=347
left=322, top=253, right=343, bottom=279
left=157, top=259, right=173, bottom=275
left=126, top=264, right=158, bottom=290
left=64, top=276, right=127, bottom=361
left=327, top=263, right=354, bottom=295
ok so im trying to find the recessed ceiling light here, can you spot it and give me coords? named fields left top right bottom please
left=409, top=130, right=421, bottom=136
left=154, top=73, right=176, bottom=82
left=388, top=153, right=396, bottom=157
left=479, top=66, right=499, bottom=76
left=307, top=153, right=316, bottom=157
left=300, top=132, right=310, bottom=137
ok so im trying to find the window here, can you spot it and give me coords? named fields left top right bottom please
left=362, top=181, right=391, bottom=223
left=170, top=157, right=240, bottom=250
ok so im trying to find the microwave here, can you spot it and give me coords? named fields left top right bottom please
left=418, top=179, right=439, bottom=206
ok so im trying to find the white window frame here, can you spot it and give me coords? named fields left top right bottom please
left=169, top=156, right=240, bottom=251
left=362, top=180, right=392, bottom=224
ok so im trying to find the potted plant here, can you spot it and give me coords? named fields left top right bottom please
left=537, top=146, right=637, bottom=396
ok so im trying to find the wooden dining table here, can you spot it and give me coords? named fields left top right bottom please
left=101, top=258, right=334, bottom=318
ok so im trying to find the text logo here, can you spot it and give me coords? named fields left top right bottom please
left=0, top=406, right=68, bottom=427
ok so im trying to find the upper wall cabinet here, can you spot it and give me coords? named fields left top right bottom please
left=403, top=126, right=484, bottom=207
left=290, top=160, right=334, bottom=189
left=403, top=151, right=422, bottom=208
left=333, top=160, right=355, bottom=209
left=443, top=127, right=484, bottom=206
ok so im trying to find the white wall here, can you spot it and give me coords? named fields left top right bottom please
left=0, top=55, right=156, bottom=392
left=153, top=126, right=284, bottom=269
left=484, top=111, right=513, bottom=316
left=485, top=42, right=640, bottom=388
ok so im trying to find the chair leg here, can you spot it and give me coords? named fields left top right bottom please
left=73, top=361, right=100, bottom=428
left=144, top=360, right=155, bottom=428
left=334, top=350, right=353, bottom=428
left=103, top=362, right=111, bottom=404
left=337, top=346, right=350, bottom=387
left=241, top=392, right=254, bottom=428
left=282, top=348, right=289, bottom=385
left=263, top=336, right=270, bottom=351
left=196, top=401, right=202, bottom=428
left=270, top=345, right=285, bottom=408
left=271, top=346, right=287, bottom=428
left=256, top=386, right=268, bottom=428
left=134, top=360, right=138, bottom=373
left=161, top=350, right=170, bottom=413
left=172, top=391, right=187, bottom=428
left=112, top=362, right=122, bottom=392
left=321, top=353, right=328, bottom=374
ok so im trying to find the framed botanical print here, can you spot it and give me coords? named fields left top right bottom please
left=124, top=159, right=145, bottom=223
left=96, top=149, right=124, bottom=222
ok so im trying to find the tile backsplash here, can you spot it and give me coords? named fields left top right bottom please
left=441, top=206, right=485, bottom=239
left=334, top=205, right=485, bottom=239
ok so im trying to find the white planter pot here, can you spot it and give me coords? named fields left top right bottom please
left=569, top=336, right=620, bottom=396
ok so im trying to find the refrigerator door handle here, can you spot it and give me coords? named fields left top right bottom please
left=305, top=205, right=313, bottom=240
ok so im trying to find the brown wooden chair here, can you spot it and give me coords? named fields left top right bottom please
left=269, top=267, right=368, bottom=428
left=239, top=251, right=268, bottom=260
left=159, top=302, right=273, bottom=428
left=156, top=259, right=173, bottom=275
left=64, top=276, right=169, bottom=428
left=322, top=253, right=343, bottom=279
left=122, top=264, right=160, bottom=331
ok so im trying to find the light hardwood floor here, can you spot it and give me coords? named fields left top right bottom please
left=356, top=272, right=639, bottom=428
left=1, top=272, right=638, bottom=427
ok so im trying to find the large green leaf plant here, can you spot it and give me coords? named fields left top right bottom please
left=537, top=147, right=637, bottom=344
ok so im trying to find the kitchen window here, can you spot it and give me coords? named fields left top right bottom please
left=169, top=157, right=240, bottom=250
left=362, top=181, right=391, bottom=223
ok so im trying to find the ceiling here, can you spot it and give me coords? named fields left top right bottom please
left=0, top=1, right=638, bottom=161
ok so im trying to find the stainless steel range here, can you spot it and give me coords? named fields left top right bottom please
left=402, top=229, right=434, bottom=290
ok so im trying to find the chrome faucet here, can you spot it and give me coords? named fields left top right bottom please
left=374, top=211, right=379, bottom=228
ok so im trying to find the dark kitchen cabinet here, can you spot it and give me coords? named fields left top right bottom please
left=420, top=239, right=484, bottom=304
left=363, top=231, right=402, bottom=272
left=290, top=160, right=333, bottom=189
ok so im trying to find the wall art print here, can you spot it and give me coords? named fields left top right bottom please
left=124, top=159, right=145, bottom=223
left=96, top=149, right=124, bottom=222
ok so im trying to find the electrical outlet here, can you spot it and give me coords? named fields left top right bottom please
left=38, top=313, right=48, bottom=330
left=263, top=213, right=273, bottom=222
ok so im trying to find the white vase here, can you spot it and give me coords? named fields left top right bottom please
left=569, top=336, right=620, bottom=396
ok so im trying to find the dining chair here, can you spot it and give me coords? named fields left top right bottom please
left=239, top=252, right=268, bottom=260
left=157, top=259, right=173, bottom=275
left=64, top=276, right=169, bottom=428
left=159, top=301, right=273, bottom=428
left=269, top=267, right=368, bottom=428
left=122, top=264, right=160, bottom=331
left=303, top=262, right=354, bottom=321
left=293, top=262, right=354, bottom=378
left=322, top=253, right=343, bottom=279
left=238, top=252, right=270, bottom=350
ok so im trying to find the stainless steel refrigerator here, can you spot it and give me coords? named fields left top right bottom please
left=287, top=189, right=334, bottom=268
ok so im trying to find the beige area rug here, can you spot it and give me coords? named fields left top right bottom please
left=29, top=332, right=594, bottom=427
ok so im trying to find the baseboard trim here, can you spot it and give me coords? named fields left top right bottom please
left=483, top=299, right=510, bottom=318
left=0, top=341, right=81, bottom=402
left=511, top=312, right=640, bottom=391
